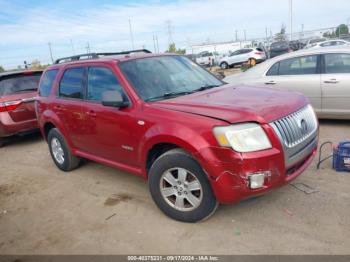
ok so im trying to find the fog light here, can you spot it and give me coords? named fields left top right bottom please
left=249, top=173, right=266, bottom=189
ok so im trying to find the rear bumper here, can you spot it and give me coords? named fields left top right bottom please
left=0, top=112, right=38, bottom=138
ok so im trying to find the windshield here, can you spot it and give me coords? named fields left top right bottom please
left=0, top=73, right=41, bottom=96
left=119, top=56, right=223, bottom=101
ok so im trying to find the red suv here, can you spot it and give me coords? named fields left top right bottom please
left=0, top=70, right=42, bottom=147
left=36, top=50, right=318, bottom=222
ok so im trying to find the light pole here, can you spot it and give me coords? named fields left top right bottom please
left=128, top=18, right=135, bottom=50
left=289, top=0, right=293, bottom=41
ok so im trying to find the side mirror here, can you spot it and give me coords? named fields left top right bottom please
left=101, top=90, right=129, bottom=108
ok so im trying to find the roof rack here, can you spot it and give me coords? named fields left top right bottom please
left=54, top=49, right=152, bottom=64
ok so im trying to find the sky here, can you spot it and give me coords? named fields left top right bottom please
left=1, top=0, right=350, bottom=69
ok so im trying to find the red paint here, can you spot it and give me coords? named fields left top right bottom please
left=36, top=54, right=317, bottom=204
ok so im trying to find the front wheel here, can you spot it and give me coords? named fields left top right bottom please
left=148, top=149, right=218, bottom=222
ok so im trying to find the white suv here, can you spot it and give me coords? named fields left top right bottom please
left=219, top=48, right=266, bottom=69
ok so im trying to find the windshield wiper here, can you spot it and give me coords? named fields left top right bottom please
left=146, top=91, right=194, bottom=102
left=14, top=88, right=37, bottom=93
left=193, top=84, right=221, bottom=92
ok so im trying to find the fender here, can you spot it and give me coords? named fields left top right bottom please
left=40, top=109, right=76, bottom=152
left=138, top=122, right=214, bottom=177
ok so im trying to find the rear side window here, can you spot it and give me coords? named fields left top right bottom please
left=278, top=55, right=318, bottom=75
left=59, top=68, right=85, bottom=99
left=87, top=67, right=126, bottom=101
left=39, top=70, right=58, bottom=97
left=325, top=53, right=350, bottom=74
left=0, top=72, right=41, bottom=96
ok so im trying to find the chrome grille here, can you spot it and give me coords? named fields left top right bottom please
left=270, top=105, right=318, bottom=148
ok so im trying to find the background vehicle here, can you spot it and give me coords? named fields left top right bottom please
left=309, top=39, right=349, bottom=48
left=0, top=70, right=42, bottom=147
left=304, top=37, right=327, bottom=49
left=37, top=50, right=317, bottom=222
left=269, top=41, right=292, bottom=58
left=219, top=48, right=266, bottom=69
left=224, top=46, right=350, bottom=119
left=289, top=40, right=305, bottom=51
left=195, top=51, right=217, bottom=66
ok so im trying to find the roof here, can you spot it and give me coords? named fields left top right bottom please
left=0, top=69, right=43, bottom=78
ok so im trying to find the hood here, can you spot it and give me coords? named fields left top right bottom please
left=151, top=84, right=308, bottom=124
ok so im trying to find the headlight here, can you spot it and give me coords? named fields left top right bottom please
left=213, top=123, right=272, bottom=152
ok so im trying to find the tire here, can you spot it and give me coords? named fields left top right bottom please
left=248, top=58, right=257, bottom=66
left=148, top=148, right=218, bottom=222
left=220, top=62, right=229, bottom=70
left=47, top=128, right=80, bottom=172
left=0, top=138, right=4, bottom=148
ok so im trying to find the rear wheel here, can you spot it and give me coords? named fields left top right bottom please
left=149, top=149, right=218, bottom=222
left=220, top=62, right=229, bottom=70
left=248, top=58, right=257, bottom=66
left=48, top=128, right=80, bottom=172
left=0, top=138, right=4, bottom=148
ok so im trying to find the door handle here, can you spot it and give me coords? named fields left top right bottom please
left=87, top=110, right=97, bottom=117
left=54, top=105, right=65, bottom=111
left=265, top=80, right=276, bottom=85
left=324, top=79, right=339, bottom=84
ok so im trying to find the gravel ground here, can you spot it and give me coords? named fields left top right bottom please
left=0, top=119, right=349, bottom=255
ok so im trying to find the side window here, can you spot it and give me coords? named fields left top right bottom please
left=59, top=67, right=85, bottom=99
left=39, top=69, right=58, bottom=97
left=266, top=62, right=280, bottom=76
left=87, top=67, right=126, bottom=102
left=278, top=55, right=318, bottom=75
left=325, top=53, right=350, bottom=74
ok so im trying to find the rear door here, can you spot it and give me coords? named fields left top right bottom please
left=261, top=54, right=322, bottom=113
left=55, top=67, right=87, bottom=149
left=0, top=71, right=42, bottom=122
left=321, top=53, right=350, bottom=117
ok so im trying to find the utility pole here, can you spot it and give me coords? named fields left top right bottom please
left=128, top=18, right=135, bottom=50
left=70, top=39, right=76, bottom=55
left=86, top=42, right=91, bottom=54
left=244, top=30, right=246, bottom=41
left=155, top=35, right=159, bottom=53
left=153, top=35, right=157, bottom=53
left=48, top=42, right=54, bottom=64
left=289, top=0, right=293, bottom=41
left=235, top=30, right=238, bottom=41
left=166, top=20, right=174, bottom=46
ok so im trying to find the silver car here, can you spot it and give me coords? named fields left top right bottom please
left=224, top=46, right=350, bottom=119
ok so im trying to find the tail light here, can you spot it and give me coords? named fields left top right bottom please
left=255, top=52, right=263, bottom=55
left=0, top=100, right=22, bottom=112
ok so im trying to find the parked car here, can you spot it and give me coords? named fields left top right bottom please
left=309, top=39, right=349, bottom=48
left=0, top=70, right=43, bottom=147
left=289, top=40, right=305, bottom=51
left=224, top=46, right=350, bottom=119
left=195, top=51, right=217, bottom=67
left=36, top=50, right=318, bottom=222
left=219, top=48, right=266, bottom=69
left=269, top=41, right=292, bottom=58
left=304, top=37, right=327, bottom=49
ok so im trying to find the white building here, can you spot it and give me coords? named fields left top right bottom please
left=189, top=40, right=256, bottom=55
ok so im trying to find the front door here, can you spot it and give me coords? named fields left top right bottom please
left=262, top=54, right=322, bottom=114
left=80, top=66, right=139, bottom=167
